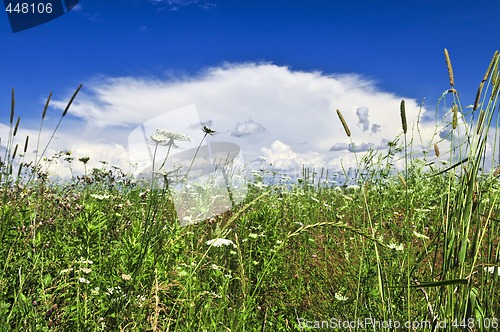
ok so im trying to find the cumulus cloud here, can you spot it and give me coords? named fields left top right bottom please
left=30, top=62, right=454, bottom=178
left=231, top=119, right=265, bottom=137
left=356, top=106, right=370, bottom=131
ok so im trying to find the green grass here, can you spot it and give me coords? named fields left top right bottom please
left=0, top=50, right=499, bottom=331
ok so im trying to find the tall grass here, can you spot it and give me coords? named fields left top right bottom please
left=0, top=53, right=499, bottom=331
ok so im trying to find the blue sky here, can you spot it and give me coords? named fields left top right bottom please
left=1, top=0, right=500, bottom=178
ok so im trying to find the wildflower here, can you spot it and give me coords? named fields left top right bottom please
left=150, top=128, right=191, bottom=147
left=78, top=257, right=94, bottom=265
left=60, top=268, right=73, bottom=275
left=484, top=266, right=500, bottom=276
left=78, top=277, right=90, bottom=284
left=91, top=194, right=110, bottom=200
left=335, top=292, right=348, bottom=301
left=79, top=157, right=90, bottom=164
left=388, top=243, right=404, bottom=251
left=121, top=273, right=132, bottom=281
left=91, top=287, right=100, bottom=295
left=210, top=264, right=220, bottom=270
left=205, top=238, right=235, bottom=247
left=80, top=267, right=92, bottom=274
left=248, top=233, right=258, bottom=239
left=202, top=126, right=216, bottom=135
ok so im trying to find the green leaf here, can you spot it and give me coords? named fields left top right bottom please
left=410, top=278, right=468, bottom=288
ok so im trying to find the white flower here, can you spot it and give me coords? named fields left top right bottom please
left=150, top=128, right=191, bottom=146
left=91, top=194, right=110, bottom=200
left=80, top=267, right=92, bottom=274
left=388, top=243, right=404, bottom=251
left=121, top=273, right=132, bottom=281
left=78, top=257, right=94, bottom=265
left=60, top=268, right=73, bottom=275
left=91, top=287, right=100, bottom=295
left=335, top=292, right=348, bottom=301
left=205, top=238, right=235, bottom=247
left=484, top=266, right=500, bottom=276
left=79, top=277, right=90, bottom=284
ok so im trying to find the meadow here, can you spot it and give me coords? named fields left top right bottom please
left=0, top=50, right=499, bottom=331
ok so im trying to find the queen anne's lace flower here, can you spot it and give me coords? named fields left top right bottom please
left=205, top=238, right=235, bottom=247
left=150, top=128, right=191, bottom=147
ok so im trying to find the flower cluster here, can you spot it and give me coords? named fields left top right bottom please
left=150, top=128, right=191, bottom=147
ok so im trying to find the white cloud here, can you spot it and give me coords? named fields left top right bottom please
left=231, top=119, right=265, bottom=137
left=45, top=63, right=430, bottom=176
left=12, top=62, right=482, bottom=180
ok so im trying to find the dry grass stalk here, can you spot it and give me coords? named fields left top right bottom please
left=444, top=48, right=455, bottom=87
left=400, top=100, right=407, bottom=134
left=447, top=88, right=458, bottom=95
left=434, top=143, right=440, bottom=157
left=336, top=109, right=351, bottom=137
left=452, top=105, right=458, bottom=129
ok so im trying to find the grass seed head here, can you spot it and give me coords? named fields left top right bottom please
left=336, top=109, right=351, bottom=137
left=477, top=110, right=485, bottom=134
left=13, top=117, right=20, bottom=137
left=444, top=48, right=455, bottom=87
left=42, top=92, right=52, bottom=119
left=434, top=143, right=440, bottom=157
left=400, top=100, right=407, bottom=134
left=452, top=105, right=458, bottom=129
left=473, top=82, right=484, bottom=111
left=63, top=84, right=83, bottom=117
left=492, top=77, right=500, bottom=100
left=398, top=174, right=407, bottom=188
left=23, top=136, right=29, bottom=153
left=11, top=144, right=18, bottom=160
left=483, top=51, right=499, bottom=83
